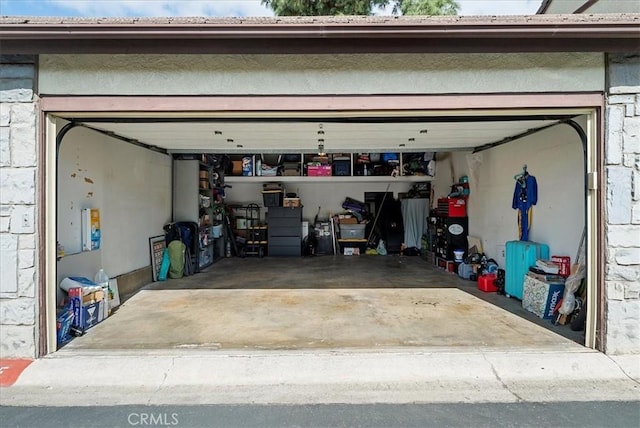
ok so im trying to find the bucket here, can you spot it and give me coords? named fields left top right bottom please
left=212, top=223, right=223, bottom=238
left=453, top=249, right=465, bottom=262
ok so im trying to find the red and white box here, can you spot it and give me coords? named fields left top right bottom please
left=551, top=255, right=571, bottom=277
left=437, top=198, right=466, bottom=217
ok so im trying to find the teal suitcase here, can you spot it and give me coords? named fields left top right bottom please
left=505, top=240, right=549, bottom=299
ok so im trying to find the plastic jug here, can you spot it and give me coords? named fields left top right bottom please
left=94, top=268, right=110, bottom=318
left=94, top=268, right=109, bottom=288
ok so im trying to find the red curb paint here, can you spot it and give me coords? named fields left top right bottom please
left=0, top=359, right=33, bottom=387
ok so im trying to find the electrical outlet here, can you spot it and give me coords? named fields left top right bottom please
left=496, top=245, right=506, bottom=259
left=22, top=213, right=30, bottom=228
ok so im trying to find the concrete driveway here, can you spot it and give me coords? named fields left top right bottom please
left=62, top=256, right=585, bottom=352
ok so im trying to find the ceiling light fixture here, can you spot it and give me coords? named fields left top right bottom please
left=214, top=130, right=222, bottom=135
left=408, top=138, right=415, bottom=142
left=420, top=129, right=428, bottom=134
left=226, top=138, right=234, bottom=143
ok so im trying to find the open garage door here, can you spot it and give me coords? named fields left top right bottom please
left=43, top=96, right=601, bottom=355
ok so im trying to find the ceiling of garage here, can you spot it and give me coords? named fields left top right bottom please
left=76, top=116, right=568, bottom=154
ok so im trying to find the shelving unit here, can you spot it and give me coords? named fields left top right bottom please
left=224, top=152, right=434, bottom=182
left=229, top=203, right=268, bottom=257
left=173, top=158, right=225, bottom=270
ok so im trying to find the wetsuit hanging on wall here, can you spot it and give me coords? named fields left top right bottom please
left=512, top=166, right=537, bottom=241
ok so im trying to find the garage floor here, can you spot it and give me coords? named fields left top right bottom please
left=64, top=256, right=585, bottom=351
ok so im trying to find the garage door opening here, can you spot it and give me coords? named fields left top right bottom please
left=45, top=103, right=600, bottom=355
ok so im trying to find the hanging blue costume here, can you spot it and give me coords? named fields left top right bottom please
left=512, top=172, right=537, bottom=241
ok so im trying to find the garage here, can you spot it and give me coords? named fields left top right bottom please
left=6, top=14, right=639, bottom=358
left=50, top=99, right=597, bottom=353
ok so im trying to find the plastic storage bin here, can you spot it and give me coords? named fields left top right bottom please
left=262, top=190, right=283, bottom=207
left=333, top=159, right=351, bottom=176
left=340, top=223, right=366, bottom=239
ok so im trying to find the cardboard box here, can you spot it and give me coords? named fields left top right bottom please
left=523, top=274, right=565, bottom=319
left=71, top=296, right=105, bottom=331
left=82, top=290, right=105, bottom=305
left=343, top=247, right=360, bottom=256
left=307, top=165, right=332, bottom=176
left=339, top=217, right=358, bottom=224
left=283, top=197, right=301, bottom=208
left=551, top=255, right=571, bottom=277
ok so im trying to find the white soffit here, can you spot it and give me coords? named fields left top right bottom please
left=79, top=119, right=562, bottom=153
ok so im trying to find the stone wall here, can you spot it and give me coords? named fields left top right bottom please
left=0, top=55, right=38, bottom=358
left=604, top=53, right=640, bottom=354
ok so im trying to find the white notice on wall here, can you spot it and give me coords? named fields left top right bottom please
left=81, top=208, right=101, bottom=251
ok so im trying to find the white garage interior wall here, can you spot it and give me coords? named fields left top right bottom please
left=432, top=117, right=586, bottom=267
left=56, top=121, right=172, bottom=301
left=55, top=114, right=586, bottom=285
left=224, top=180, right=417, bottom=224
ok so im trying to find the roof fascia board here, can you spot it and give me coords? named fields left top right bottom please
left=1, top=15, right=639, bottom=54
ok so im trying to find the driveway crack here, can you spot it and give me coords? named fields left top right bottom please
left=148, top=357, right=174, bottom=405
left=483, top=353, right=524, bottom=402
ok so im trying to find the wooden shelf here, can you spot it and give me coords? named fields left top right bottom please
left=225, top=175, right=431, bottom=183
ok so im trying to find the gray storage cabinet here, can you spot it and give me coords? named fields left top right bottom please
left=267, top=207, right=302, bottom=256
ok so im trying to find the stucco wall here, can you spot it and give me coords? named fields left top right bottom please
left=0, top=55, right=38, bottom=358
left=38, top=53, right=605, bottom=96
left=432, top=120, right=586, bottom=268
left=604, top=54, right=640, bottom=355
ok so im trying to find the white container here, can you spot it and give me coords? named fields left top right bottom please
left=212, top=223, right=223, bottom=238
left=94, top=268, right=110, bottom=319
left=453, top=249, right=465, bottom=262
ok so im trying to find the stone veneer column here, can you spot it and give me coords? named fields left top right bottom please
left=604, top=53, right=640, bottom=354
left=0, top=55, right=38, bottom=358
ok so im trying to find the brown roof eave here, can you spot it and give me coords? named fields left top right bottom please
left=1, top=15, right=638, bottom=54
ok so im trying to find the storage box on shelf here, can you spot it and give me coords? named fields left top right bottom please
left=437, top=257, right=458, bottom=273
left=437, top=197, right=467, bottom=217
left=262, top=190, right=284, bottom=207
left=339, top=223, right=366, bottom=239
left=332, top=156, right=351, bottom=176
left=283, top=197, right=301, bottom=208
left=221, top=152, right=435, bottom=181
left=307, top=165, right=332, bottom=176
left=337, top=239, right=368, bottom=255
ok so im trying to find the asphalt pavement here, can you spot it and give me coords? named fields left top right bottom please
left=1, top=402, right=640, bottom=428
